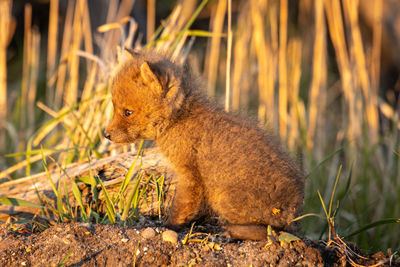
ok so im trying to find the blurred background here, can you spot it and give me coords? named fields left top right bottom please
left=0, top=0, right=399, bottom=252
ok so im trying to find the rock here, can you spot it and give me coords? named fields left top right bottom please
left=141, top=227, right=156, bottom=239
left=162, top=230, right=178, bottom=244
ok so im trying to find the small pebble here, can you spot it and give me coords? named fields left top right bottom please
left=121, top=238, right=129, bottom=243
left=141, top=227, right=156, bottom=239
left=162, top=230, right=178, bottom=244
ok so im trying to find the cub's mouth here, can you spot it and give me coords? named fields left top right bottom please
left=104, top=130, right=140, bottom=144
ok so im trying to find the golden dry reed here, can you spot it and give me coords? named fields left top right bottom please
left=0, top=0, right=12, bottom=153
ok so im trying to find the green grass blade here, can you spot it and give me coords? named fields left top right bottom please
left=97, top=176, right=115, bottom=224
left=133, top=175, right=152, bottom=211
left=40, top=148, right=58, bottom=197
left=57, top=251, right=72, bottom=267
left=26, top=137, right=33, bottom=177
left=317, top=190, right=329, bottom=219
left=345, top=218, right=400, bottom=239
left=333, top=165, right=352, bottom=218
left=63, top=178, right=72, bottom=217
left=328, top=165, right=342, bottom=218
left=292, top=213, right=324, bottom=222
left=121, top=173, right=142, bottom=221
left=0, top=197, right=43, bottom=208
left=115, top=140, right=144, bottom=204
left=33, top=185, right=46, bottom=216
left=305, top=146, right=344, bottom=178
left=71, top=181, right=88, bottom=221
left=56, top=179, right=65, bottom=221
left=75, top=176, right=93, bottom=184
left=87, top=156, right=99, bottom=212
left=155, top=174, right=165, bottom=219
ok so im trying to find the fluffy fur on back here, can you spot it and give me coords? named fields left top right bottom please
left=105, top=51, right=304, bottom=240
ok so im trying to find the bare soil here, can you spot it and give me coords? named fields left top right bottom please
left=0, top=217, right=397, bottom=267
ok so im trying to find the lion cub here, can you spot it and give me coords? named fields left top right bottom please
left=105, top=51, right=304, bottom=240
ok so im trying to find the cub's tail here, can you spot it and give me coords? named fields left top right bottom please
left=224, top=224, right=268, bottom=240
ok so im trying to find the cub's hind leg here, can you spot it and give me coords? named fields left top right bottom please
left=165, top=169, right=203, bottom=229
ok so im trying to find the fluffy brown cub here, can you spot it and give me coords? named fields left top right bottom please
left=105, top=51, right=304, bottom=240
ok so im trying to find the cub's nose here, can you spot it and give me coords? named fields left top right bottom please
left=104, top=130, right=111, bottom=140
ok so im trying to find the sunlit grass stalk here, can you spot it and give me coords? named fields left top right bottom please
left=81, top=0, right=93, bottom=73
left=287, top=39, right=302, bottom=151
left=46, top=0, right=58, bottom=104
left=249, top=0, right=273, bottom=123
left=65, top=0, right=84, bottom=106
left=147, top=0, right=155, bottom=43
left=370, top=0, right=382, bottom=96
left=204, top=0, right=226, bottom=98
left=225, top=0, right=232, bottom=112
left=169, top=0, right=208, bottom=54
left=343, top=0, right=379, bottom=145
left=17, top=3, right=32, bottom=151
left=278, top=0, right=288, bottom=139
left=150, top=4, right=181, bottom=50
left=324, top=0, right=357, bottom=144
left=102, top=1, right=134, bottom=62
left=27, top=27, right=40, bottom=139
left=0, top=0, right=11, bottom=152
left=307, top=0, right=326, bottom=150
left=54, top=0, right=74, bottom=108
left=231, top=3, right=250, bottom=110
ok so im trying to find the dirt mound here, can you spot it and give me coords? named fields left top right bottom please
left=0, top=218, right=396, bottom=267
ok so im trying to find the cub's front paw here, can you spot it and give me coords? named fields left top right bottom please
left=164, top=217, right=186, bottom=231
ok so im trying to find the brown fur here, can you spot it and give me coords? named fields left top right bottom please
left=105, top=51, right=304, bottom=240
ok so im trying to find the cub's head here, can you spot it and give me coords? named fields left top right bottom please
left=104, top=54, right=185, bottom=144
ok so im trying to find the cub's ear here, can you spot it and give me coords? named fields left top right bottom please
left=166, top=84, right=184, bottom=114
left=164, top=73, right=184, bottom=114
left=140, top=62, right=162, bottom=95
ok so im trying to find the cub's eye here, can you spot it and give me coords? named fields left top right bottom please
left=124, top=110, right=133, bottom=117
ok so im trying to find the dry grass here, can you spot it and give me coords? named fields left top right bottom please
left=0, top=0, right=399, bottom=251
left=0, top=0, right=12, bottom=151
